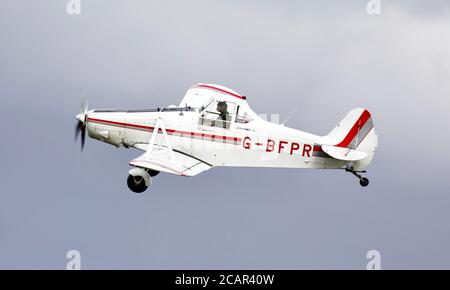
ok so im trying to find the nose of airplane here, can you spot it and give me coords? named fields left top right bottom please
left=75, top=113, right=85, bottom=123
left=75, top=101, right=90, bottom=123
left=74, top=102, right=89, bottom=151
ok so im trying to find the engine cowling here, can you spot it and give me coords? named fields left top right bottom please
left=127, top=168, right=151, bottom=193
left=87, top=126, right=124, bottom=147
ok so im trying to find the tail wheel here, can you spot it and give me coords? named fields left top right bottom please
left=346, top=167, right=370, bottom=187
left=359, top=177, right=369, bottom=187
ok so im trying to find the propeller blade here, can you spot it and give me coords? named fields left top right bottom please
left=81, top=125, right=86, bottom=151
left=75, top=100, right=89, bottom=151
left=75, top=122, right=81, bottom=141
left=83, top=101, right=89, bottom=114
left=75, top=120, right=86, bottom=151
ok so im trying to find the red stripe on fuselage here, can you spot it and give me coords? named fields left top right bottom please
left=87, top=117, right=241, bottom=143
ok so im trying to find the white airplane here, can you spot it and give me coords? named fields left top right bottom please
left=75, top=83, right=378, bottom=193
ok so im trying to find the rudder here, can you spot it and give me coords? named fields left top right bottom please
left=324, top=108, right=378, bottom=170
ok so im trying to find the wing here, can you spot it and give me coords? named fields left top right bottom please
left=130, top=144, right=213, bottom=177
left=321, top=144, right=368, bottom=161
left=130, top=118, right=213, bottom=177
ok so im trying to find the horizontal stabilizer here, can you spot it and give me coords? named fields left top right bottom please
left=321, top=144, right=368, bottom=161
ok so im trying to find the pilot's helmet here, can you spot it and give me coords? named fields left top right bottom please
left=217, top=101, right=228, bottom=110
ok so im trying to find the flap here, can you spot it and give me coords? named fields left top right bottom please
left=130, top=149, right=212, bottom=177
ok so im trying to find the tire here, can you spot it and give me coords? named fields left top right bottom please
left=127, top=174, right=148, bottom=193
left=360, top=177, right=369, bottom=187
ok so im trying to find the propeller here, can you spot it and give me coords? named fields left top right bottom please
left=75, top=101, right=89, bottom=151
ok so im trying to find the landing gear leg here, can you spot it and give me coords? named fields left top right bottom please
left=345, top=166, right=369, bottom=187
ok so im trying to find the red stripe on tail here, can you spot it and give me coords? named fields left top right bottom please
left=335, top=109, right=371, bottom=148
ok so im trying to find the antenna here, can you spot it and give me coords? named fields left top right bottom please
left=280, top=109, right=298, bottom=126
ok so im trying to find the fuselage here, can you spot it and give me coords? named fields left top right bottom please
left=75, top=84, right=376, bottom=191
left=86, top=107, right=346, bottom=170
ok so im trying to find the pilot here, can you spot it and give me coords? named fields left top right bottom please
left=212, top=101, right=231, bottom=129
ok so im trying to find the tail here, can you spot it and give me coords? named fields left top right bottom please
left=323, top=108, right=378, bottom=170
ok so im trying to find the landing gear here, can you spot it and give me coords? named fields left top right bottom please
left=127, top=174, right=148, bottom=193
left=346, top=167, right=370, bottom=187
left=127, top=168, right=157, bottom=193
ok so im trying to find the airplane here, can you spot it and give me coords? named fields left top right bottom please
left=75, top=83, right=378, bottom=193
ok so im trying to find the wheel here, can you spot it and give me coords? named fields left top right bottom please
left=127, top=174, right=148, bottom=193
left=360, top=177, right=369, bottom=187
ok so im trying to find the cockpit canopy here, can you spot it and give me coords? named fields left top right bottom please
left=181, top=83, right=259, bottom=130
left=179, top=83, right=247, bottom=108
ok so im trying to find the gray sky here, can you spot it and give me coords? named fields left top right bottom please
left=1, top=0, right=450, bottom=269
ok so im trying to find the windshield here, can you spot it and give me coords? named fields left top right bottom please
left=199, top=100, right=236, bottom=129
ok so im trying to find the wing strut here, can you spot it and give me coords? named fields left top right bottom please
left=144, top=118, right=175, bottom=161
